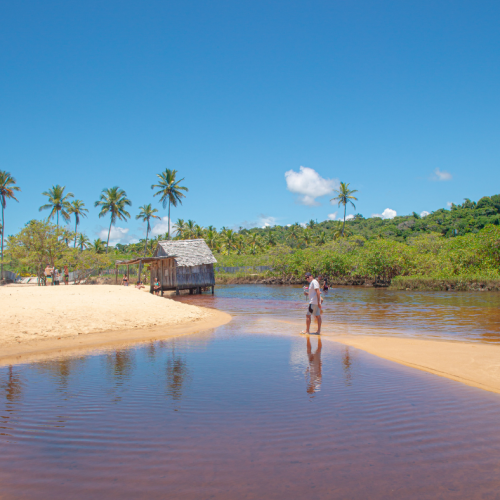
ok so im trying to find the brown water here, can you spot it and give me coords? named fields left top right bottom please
left=1, top=286, right=500, bottom=499
left=182, top=284, right=500, bottom=343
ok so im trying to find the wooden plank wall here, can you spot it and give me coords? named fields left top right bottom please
left=175, top=264, right=215, bottom=288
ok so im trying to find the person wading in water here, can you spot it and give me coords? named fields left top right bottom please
left=301, top=272, right=322, bottom=335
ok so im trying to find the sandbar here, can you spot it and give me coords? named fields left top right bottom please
left=332, top=335, right=500, bottom=395
left=0, top=285, right=231, bottom=366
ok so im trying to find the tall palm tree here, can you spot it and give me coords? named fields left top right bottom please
left=94, top=186, right=132, bottom=253
left=136, top=204, right=160, bottom=257
left=77, top=233, right=91, bottom=251
left=151, top=169, right=188, bottom=239
left=330, top=182, right=358, bottom=237
left=68, top=200, right=88, bottom=248
left=39, top=185, right=74, bottom=226
left=0, top=171, right=21, bottom=276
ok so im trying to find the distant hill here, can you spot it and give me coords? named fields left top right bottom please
left=241, top=194, right=500, bottom=243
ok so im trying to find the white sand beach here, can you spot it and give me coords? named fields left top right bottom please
left=0, top=285, right=230, bottom=365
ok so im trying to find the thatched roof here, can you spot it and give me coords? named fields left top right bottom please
left=155, top=239, right=217, bottom=267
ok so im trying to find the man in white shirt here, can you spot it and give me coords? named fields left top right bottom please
left=302, top=272, right=322, bottom=335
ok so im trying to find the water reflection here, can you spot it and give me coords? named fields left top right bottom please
left=305, top=336, right=322, bottom=396
left=175, top=285, right=500, bottom=343
left=106, top=349, right=135, bottom=382
left=165, top=343, right=191, bottom=402
left=342, top=347, right=353, bottom=386
left=4, top=366, right=23, bottom=405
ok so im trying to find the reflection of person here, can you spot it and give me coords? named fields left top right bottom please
left=301, top=272, right=322, bottom=334
left=306, top=336, right=322, bottom=395
left=342, top=346, right=353, bottom=386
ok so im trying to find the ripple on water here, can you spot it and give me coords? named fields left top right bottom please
left=1, top=321, right=500, bottom=499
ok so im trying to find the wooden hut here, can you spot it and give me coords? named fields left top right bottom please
left=116, top=239, right=217, bottom=295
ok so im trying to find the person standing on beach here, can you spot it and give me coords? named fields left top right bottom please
left=302, top=272, right=322, bottom=335
left=64, top=265, right=69, bottom=286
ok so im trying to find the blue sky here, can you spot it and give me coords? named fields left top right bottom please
left=1, top=0, right=499, bottom=244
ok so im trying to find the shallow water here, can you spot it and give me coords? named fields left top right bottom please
left=180, top=284, right=500, bottom=343
left=1, top=286, right=500, bottom=499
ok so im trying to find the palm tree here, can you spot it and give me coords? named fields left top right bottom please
left=151, top=169, right=188, bottom=239
left=248, top=233, right=262, bottom=255
left=136, top=204, right=160, bottom=257
left=92, top=238, right=106, bottom=254
left=316, top=230, right=328, bottom=245
left=205, top=229, right=218, bottom=250
left=94, top=186, right=132, bottom=253
left=0, top=171, right=21, bottom=276
left=222, top=229, right=237, bottom=255
left=68, top=200, right=88, bottom=248
left=331, top=182, right=358, bottom=237
left=306, top=219, right=316, bottom=230
left=286, top=225, right=300, bottom=243
left=185, top=219, right=196, bottom=239
left=303, top=229, right=313, bottom=247
left=175, top=219, right=186, bottom=239
left=39, top=185, right=74, bottom=226
left=194, top=224, right=205, bottom=239
left=266, top=231, right=277, bottom=247
left=77, top=233, right=91, bottom=251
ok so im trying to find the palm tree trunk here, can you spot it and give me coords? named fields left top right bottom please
left=138, top=226, right=149, bottom=282
left=342, top=204, right=346, bottom=237
left=106, top=217, right=113, bottom=254
left=1, top=202, right=4, bottom=277
left=57, top=210, right=59, bottom=227
left=168, top=200, right=171, bottom=239
left=74, top=217, right=78, bottom=248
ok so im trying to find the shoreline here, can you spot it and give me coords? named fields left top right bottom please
left=0, top=308, right=231, bottom=367
left=330, top=334, right=500, bottom=395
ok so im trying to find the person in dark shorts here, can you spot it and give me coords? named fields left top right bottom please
left=301, top=272, right=322, bottom=335
left=64, top=265, right=69, bottom=285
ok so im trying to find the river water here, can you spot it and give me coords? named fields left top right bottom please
left=1, top=286, right=500, bottom=499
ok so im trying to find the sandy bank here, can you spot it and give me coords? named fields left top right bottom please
left=332, top=335, right=500, bottom=395
left=0, top=285, right=231, bottom=366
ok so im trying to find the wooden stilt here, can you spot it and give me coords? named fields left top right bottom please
left=212, top=286, right=214, bottom=295
left=115, top=266, right=118, bottom=285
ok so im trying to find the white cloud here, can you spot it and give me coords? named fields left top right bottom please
left=346, top=214, right=355, bottom=220
left=420, top=211, right=430, bottom=217
left=258, top=215, right=277, bottom=228
left=151, top=217, right=177, bottom=237
left=97, top=226, right=137, bottom=245
left=447, top=201, right=453, bottom=207
left=432, top=168, right=452, bottom=181
left=285, top=166, right=339, bottom=206
left=327, top=212, right=338, bottom=220
left=372, top=208, right=397, bottom=219
left=299, top=222, right=307, bottom=228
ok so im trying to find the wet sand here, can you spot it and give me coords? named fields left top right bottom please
left=0, top=285, right=231, bottom=366
left=332, top=335, right=500, bottom=395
